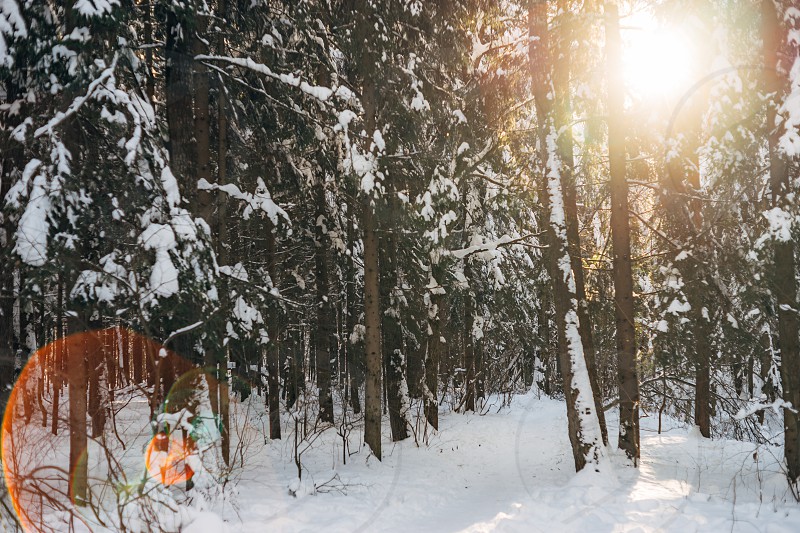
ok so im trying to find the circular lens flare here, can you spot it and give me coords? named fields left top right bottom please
left=1, top=328, right=193, bottom=532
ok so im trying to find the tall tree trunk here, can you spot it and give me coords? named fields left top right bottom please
left=604, top=2, right=640, bottom=462
left=141, top=0, right=155, bottom=102
left=380, top=233, right=410, bottom=440
left=664, top=131, right=712, bottom=439
left=165, top=6, right=196, bottom=197
left=0, top=62, right=22, bottom=416
left=664, top=5, right=714, bottom=439
left=462, top=182, right=482, bottom=413
left=51, top=275, right=64, bottom=435
left=356, top=2, right=382, bottom=459
left=463, top=272, right=476, bottom=413
left=63, top=2, right=89, bottom=502
left=689, top=264, right=712, bottom=438
left=346, top=202, right=363, bottom=414
left=88, top=344, right=102, bottom=438
left=762, top=0, right=800, bottom=488
left=536, top=281, right=554, bottom=394
left=219, top=355, right=230, bottom=466
left=424, top=264, right=444, bottom=429
left=363, top=192, right=382, bottom=458
left=287, top=325, right=302, bottom=411
left=552, top=4, right=608, bottom=445
left=530, top=0, right=607, bottom=472
left=68, top=320, right=88, bottom=506
left=266, top=222, right=282, bottom=438
left=212, top=0, right=230, bottom=463
left=314, top=181, right=335, bottom=424
left=193, top=14, right=214, bottom=225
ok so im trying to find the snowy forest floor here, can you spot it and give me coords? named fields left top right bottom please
left=213, top=392, right=800, bottom=533
left=7, top=389, right=800, bottom=532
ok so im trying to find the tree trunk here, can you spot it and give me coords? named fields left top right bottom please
left=51, top=275, right=64, bottom=435
left=219, top=357, right=230, bottom=466
left=286, top=326, right=301, bottom=411
left=314, top=181, right=335, bottom=424
left=0, top=71, right=21, bottom=416
left=165, top=7, right=196, bottom=197
left=424, top=267, right=444, bottom=429
left=380, top=234, right=410, bottom=441
left=213, top=0, right=230, bottom=462
left=664, top=138, right=712, bottom=439
left=68, top=321, right=88, bottom=506
left=346, top=202, right=363, bottom=414
left=536, top=282, right=554, bottom=395
left=88, top=343, right=103, bottom=438
left=605, top=2, right=640, bottom=463
left=552, top=4, right=608, bottom=445
left=762, top=0, right=800, bottom=487
left=141, top=0, right=155, bottom=102
left=463, top=276, right=476, bottom=413
left=356, top=3, right=382, bottom=458
left=193, top=14, right=214, bottom=225
left=363, top=194, right=382, bottom=458
left=266, top=222, right=282, bottom=439
left=690, top=287, right=712, bottom=437
left=530, top=0, right=607, bottom=472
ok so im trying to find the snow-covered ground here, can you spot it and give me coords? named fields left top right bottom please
left=220, top=392, right=800, bottom=533
left=6, top=389, right=800, bottom=532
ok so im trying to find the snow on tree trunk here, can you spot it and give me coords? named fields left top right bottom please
left=545, top=128, right=607, bottom=471
left=763, top=0, right=800, bottom=490
left=552, top=2, right=608, bottom=446
left=530, top=0, right=607, bottom=473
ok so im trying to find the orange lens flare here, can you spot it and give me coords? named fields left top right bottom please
left=1, top=327, right=192, bottom=532
left=145, top=432, right=195, bottom=486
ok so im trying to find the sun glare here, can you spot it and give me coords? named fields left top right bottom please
left=623, top=16, right=698, bottom=103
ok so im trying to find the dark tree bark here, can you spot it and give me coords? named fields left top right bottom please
left=314, top=181, right=335, bottom=424
left=663, top=129, right=712, bottom=439
left=88, top=342, right=103, bottom=438
left=165, top=6, right=196, bottom=196
left=604, top=2, right=640, bottom=462
left=463, top=271, right=477, bottom=413
left=285, top=325, right=301, bottom=411
left=346, top=201, right=363, bottom=414
left=204, top=0, right=230, bottom=454
left=0, top=66, right=22, bottom=416
left=380, top=233, right=410, bottom=440
left=219, top=365, right=231, bottom=466
left=50, top=275, right=64, bottom=435
left=193, top=13, right=214, bottom=225
left=67, top=321, right=88, bottom=506
left=140, top=0, right=155, bottom=102
left=363, top=192, right=382, bottom=458
left=536, top=282, right=555, bottom=395
left=353, top=1, right=382, bottom=459
left=424, top=272, right=444, bottom=429
left=266, top=222, right=282, bottom=439
left=689, top=276, right=712, bottom=438
left=461, top=182, right=484, bottom=414
left=662, top=6, right=715, bottom=439
left=762, top=0, right=800, bottom=488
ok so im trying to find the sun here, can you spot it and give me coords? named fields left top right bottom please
left=622, top=15, right=698, bottom=103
